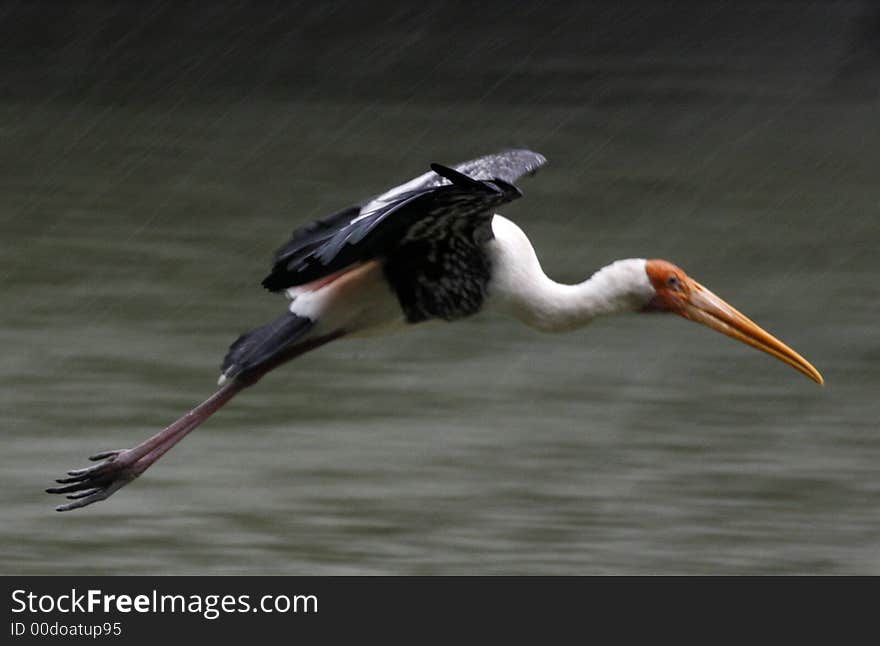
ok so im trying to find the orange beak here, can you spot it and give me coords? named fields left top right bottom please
left=676, top=280, right=823, bottom=385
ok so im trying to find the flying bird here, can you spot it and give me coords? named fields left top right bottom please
left=48, top=150, right=823, bottom=511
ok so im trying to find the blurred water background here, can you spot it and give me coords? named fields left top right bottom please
left=2, top=1, right=878, bottom=574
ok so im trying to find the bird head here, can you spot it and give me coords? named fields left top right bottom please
left=642, top=259, right=823, bottom=385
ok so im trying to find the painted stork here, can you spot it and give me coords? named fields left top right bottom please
left=48, top=150, right=823, bottom=511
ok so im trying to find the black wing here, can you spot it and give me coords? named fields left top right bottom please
left=261, top=149, right=547, bottom=292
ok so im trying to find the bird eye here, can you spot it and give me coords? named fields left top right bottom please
left=666, top=275, right=681, bottom=289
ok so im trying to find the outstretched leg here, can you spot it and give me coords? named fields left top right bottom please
left=47, top=380, right=248, bottom=510
left=47, top=331, right=344, bottom=511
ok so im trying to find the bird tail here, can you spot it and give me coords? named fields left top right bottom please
left=219, top=311, right=314, bottom=385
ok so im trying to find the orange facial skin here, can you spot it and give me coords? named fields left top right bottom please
left=642, top=259, right=823, bottom=385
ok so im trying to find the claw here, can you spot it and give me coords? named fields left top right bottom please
left=54, top=478, right=131, bottom=512
left=54, top=468, right=108, bottom=484
left=56, top=490, right=111, bottom=512
left=67, top=458, right=117, bottom=479
left=55, top=469, right=106, bottom=484
left=48, top=451, right=143, bottom=511
left=89, top=450, right=123, bottom=461
left=65, top=487, right=101, bottom=500
left=47, top=450, right=137, bottom=501
left=47, top=475, right=112, bottom=495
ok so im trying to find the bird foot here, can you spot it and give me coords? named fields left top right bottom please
left=47, top=448, right=146, bottom=511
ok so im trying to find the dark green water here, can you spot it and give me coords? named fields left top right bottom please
left=2, top=2, right=878, bottom=574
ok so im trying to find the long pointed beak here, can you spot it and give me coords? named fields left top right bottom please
left=680, top=281, right=824, bottom=385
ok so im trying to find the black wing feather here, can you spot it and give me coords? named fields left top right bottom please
left=268, top=205, right=361, bottom=275
left=439, top=149, right=546, bottom=185
left=261, top=149, right=546, bottom=292
left=429, top=163, right=494, bottom=190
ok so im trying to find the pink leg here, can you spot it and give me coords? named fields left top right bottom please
left=47, top=331, right=344, bottom=511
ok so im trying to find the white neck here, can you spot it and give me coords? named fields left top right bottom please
left=487, top=216, right=654, bottom=332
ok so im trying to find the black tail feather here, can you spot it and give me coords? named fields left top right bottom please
left=221, top=312, right=314, bottom=381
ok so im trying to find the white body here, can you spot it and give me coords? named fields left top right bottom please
left=286, top=214, right=654, bottom=338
